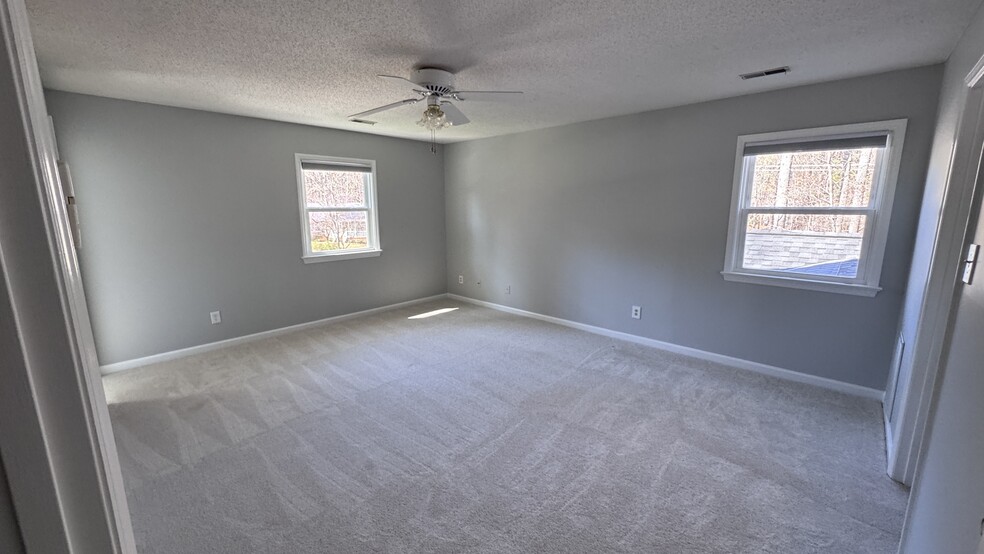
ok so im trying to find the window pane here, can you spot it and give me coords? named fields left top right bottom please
left=303, top=169, right=367, bottom=208
left=748, top=148, right=880, bottom=209
left=743, top=214, right=866, bottom=278
left=308, top=211, right=370, bottom=252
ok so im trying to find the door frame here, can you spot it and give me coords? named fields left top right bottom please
left=0, top=0, right=135, bottom=551
left=888, top=52, right=984, bottom=484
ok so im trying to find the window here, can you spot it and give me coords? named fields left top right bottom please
left=295, top=154, right=380, bottom=263
left=722, top=120, right=907, bottom=296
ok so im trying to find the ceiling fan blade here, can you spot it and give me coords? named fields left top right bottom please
left=378, top=74, right=421, bottom=90
left=348, top=98, right=420, bottom=119
left=453, top=90, right=523, bottom=101
left=439, top=102, right=470, bottom=126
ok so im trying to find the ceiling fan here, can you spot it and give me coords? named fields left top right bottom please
left=348, top=68, right=522, bottom=131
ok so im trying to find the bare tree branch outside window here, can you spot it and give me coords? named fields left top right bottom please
left=303, top=169, right=370, bottom=252
left=741, top=147, right=879, bottom=277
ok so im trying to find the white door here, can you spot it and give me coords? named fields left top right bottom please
left=901, top=152, right=984, bottom=551
left=887, top=64, right=984, bottom=485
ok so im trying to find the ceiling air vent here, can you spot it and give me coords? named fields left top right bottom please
left=739, top=66, right=790, bottom=80
left=350, top=118, right=377, bottom=125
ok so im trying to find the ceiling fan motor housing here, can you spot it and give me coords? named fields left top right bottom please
left=412, top=68, right=456, bottom=96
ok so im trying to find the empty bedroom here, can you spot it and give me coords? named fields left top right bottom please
left=3, top=0, right=984, bottom=552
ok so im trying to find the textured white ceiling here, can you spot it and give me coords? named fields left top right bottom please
left=27, top=0, right=983, bottom=143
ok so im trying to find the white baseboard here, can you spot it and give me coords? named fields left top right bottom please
left=99, top=294, right=448, bottom=375
left=103, top=291, right=885, bottom=401
left=448, top=294, right=883, bottom=400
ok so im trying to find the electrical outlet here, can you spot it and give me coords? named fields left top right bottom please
left=210, top=310, right=221, bottom=324
left=631, top=306, right=641, bottom=320
left=458, top=275, right=464, bottom=285
left=506, top=285, right=511, bottom=295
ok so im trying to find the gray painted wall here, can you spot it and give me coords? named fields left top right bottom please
left=900, top=4, right=984, bottom=551
left=46, top=91, right=447, bottom=364
left=445, top=66, right=942, bottom=390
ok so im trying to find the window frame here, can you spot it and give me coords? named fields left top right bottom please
left=722, top=119, right=908, bottom=297
left=294, top=153, right=381, bottom=263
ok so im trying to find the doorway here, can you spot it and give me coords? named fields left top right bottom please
left=898, top=100, right=984, bottom=552
left=0, top=0, right=136, bottom=551
left=886, top=54, right=984, bottom=485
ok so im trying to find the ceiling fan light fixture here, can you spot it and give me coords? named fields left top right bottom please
left=417, top=104, right=453, bottom=131
left=348, top=68, right=521, bottom=140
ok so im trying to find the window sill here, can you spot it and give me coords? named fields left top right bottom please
left=303, top=249, right=381, bottom=264
left=721, top=271, right=881, bottom=297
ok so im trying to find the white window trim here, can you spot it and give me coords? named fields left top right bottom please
left=721, top=119, right=908, bottom=297
left=294, top=153, right=381, bottom=263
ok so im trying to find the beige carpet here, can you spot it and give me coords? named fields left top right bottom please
left=104, top=299, right=907, bottom=553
